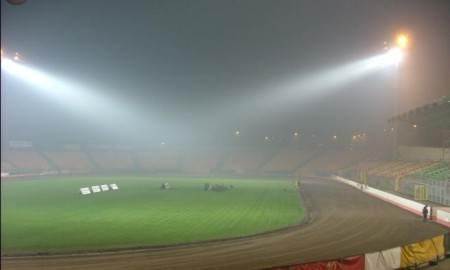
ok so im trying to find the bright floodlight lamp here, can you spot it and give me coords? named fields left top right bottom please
left=235, top=130, right=240, bottom=136
left=396, top=34, right=409, bottom=49
left=294, top=132, right=299, bottom=137
left=13, top=52, right=22, bottom=61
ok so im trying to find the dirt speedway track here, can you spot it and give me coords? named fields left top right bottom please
left=2, top=178, right=448, bottom=270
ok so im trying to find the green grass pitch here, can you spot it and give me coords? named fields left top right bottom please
left=1, top=175, right=304, bottom=254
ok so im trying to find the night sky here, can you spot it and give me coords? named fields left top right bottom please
left=1, top=0, right=449, bottom=145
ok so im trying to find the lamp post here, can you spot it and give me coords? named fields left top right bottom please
left=392, top=33, right=409, bottom=159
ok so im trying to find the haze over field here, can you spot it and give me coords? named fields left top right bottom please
left=2, top=0, right=449, bottom=145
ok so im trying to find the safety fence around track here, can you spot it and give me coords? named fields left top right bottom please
left=364, top=176, right=450, bottom=206
left=399, top=178, right=449, bottom=206
left=266, top=231, right=449, bottom=270
left=333, top=176, right=450, bottom=228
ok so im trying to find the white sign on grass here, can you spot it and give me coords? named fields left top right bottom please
left=80, top=184, right=119, bottom=195
left=80, top=187, right=91, bottom=195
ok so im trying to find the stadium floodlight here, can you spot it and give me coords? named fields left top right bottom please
left=396, top=34, right=409, bottom=49
left=12, top=52, right=23, bottom=61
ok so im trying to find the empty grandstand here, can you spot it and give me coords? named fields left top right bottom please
left=340, top=97, right=450, bottom=206
left=43, top=151, right=92, bottom=173
left=416, top=163, right=450, bottom=181
left=135, top=147, right=182, bottom=173
left=3, top=150, right=51, bottom=173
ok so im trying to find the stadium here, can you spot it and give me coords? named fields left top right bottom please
left=1, top=1, right=450, bottom=270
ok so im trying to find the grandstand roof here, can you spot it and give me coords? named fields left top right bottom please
left=389, top=96, right=450, bottom=130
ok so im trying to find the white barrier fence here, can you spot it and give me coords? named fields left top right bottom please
left=436, top=209, right=450, bottom=223
left=333, top=176, right=450, bottom=228
left=80, top=183, right=119, bottom=195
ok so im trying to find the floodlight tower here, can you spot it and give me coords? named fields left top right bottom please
left=391, top=32, right=409, bottom=158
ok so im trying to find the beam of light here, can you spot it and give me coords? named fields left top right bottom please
left=385, top=48, right=404, bottom=66
left=261, top=48, right=404, bottom=106
left=2, top=59, right=53, bottom=87
left=210, top=48, right=405, bottom=124
left=1, top=58, right=161, bottom=140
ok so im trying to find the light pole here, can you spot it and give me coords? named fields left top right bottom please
left=391, top=33, right=409, bottom=159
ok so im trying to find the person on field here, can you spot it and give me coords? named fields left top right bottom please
left=422, top=204, right=429, bottom=222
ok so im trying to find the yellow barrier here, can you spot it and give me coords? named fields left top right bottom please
left=400, top=234, right=445, bottom=268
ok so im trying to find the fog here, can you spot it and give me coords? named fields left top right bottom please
left=1, top=0, right=449, bottom=146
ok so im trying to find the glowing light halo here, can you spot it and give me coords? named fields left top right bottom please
left=395, top=34, right=409, bottom=49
